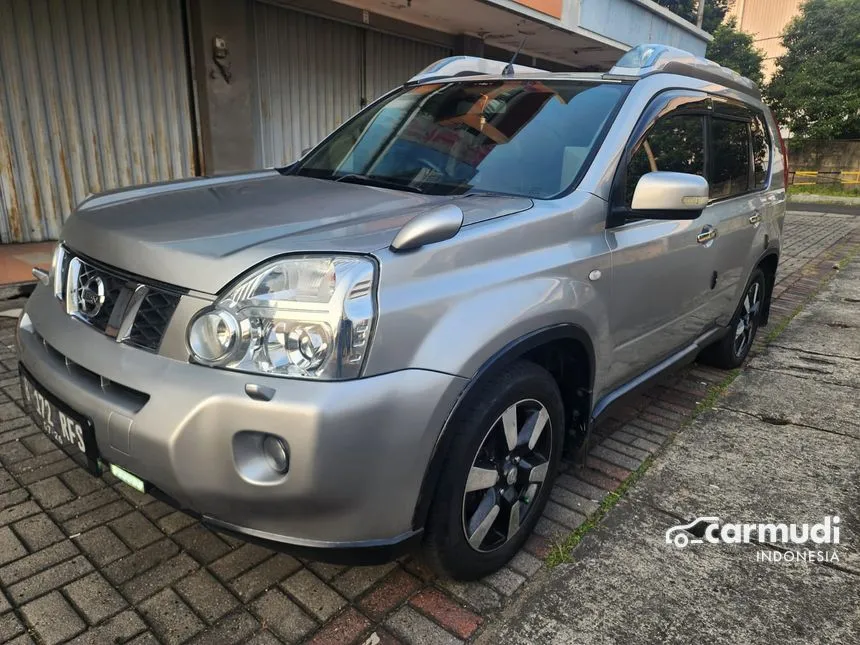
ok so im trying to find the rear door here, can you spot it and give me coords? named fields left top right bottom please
left=604, top=93, right=719, bottom=390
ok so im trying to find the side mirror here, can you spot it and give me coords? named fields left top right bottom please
left=630, top=171, right=709, bottom=219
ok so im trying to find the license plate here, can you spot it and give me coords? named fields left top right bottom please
left=19, top=365, right=100, bottom=474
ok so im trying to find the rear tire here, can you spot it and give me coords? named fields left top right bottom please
left=423, top=361, right=564, bottom=581
left=699, top=268, right=766, bottom=369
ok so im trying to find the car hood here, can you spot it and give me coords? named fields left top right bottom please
left=62, top=171, right=533, bottom=294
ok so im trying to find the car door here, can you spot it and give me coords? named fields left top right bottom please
left=706, top=103, right=773, bottom=325
left=604, top=93, right=720, bottom=391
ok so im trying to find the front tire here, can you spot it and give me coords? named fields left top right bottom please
left=423, top=361, right=564, bottom=580
left=700, top=268, right=766, bottom=369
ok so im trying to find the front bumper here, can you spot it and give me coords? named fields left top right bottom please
left=18, top=285, right=466, bottom=553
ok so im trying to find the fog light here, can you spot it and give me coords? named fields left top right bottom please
left=263, top=435, right=289, bottom=473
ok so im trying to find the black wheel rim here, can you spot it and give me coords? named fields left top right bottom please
left=734, top=279, right=762, bottom=358
left=461, top=399, right=553, bottom=553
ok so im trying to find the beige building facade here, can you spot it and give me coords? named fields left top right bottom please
left=730, top=0, right=804, bottom=79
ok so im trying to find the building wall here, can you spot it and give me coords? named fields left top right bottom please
left=579, top=0, right=709, bottom=55
left=730, top=0, right=803, bottom=79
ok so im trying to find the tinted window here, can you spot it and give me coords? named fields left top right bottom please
left=711, top=118, right=751, bottom=199
left=751, top=116, right=771, bottom=189
left=626, top=114, right=705, bottom=205
left=295, top=80, right=629, bottom=198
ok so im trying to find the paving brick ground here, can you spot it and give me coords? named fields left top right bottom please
left=0, top=211, right=857, bottom=645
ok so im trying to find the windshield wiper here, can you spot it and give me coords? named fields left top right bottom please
left=332, top=173, right=425, bottom=194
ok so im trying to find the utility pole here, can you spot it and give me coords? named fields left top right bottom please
left=696, top=0, right=706, bottom=28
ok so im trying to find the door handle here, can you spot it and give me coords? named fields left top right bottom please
left=749, top=212, right=761, bottom=225
left=697, top=226, right=717, bottom=245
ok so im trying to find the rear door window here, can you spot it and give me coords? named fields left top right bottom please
left=710, top=118, right=751, bottom=199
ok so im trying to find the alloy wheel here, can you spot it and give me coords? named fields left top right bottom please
left=734, top=279, right=762, bottom=358
left=462, top=399, right=553, bottom=553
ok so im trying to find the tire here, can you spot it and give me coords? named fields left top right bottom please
left=423, top=360, right=564, bottom=580
left=699, top=268, right=766, bottom=370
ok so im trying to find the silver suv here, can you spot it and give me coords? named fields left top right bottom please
left=17, top=45, right=785, bottom=580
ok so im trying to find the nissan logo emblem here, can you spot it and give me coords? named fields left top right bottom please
left=77, top=276, right=106, bottom=317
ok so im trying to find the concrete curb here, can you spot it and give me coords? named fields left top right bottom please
left=788, top=193, right=860, bottom=206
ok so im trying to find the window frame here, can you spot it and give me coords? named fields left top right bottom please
left=608, top=90, right=775, bottom=227
left=608, top=89, right=711, bottom=227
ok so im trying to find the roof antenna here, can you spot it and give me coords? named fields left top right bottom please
left=503, top=36, right=528, bottom=76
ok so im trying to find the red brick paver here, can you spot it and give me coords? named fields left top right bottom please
left=0, top=212, right=857, bottom=644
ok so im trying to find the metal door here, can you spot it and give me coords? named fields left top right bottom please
left=253, top=2, right=363, bottom=167
left=0, top=0, right=196, bottom=243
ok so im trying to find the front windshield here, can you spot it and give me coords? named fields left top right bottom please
left=292, top=79, right=630, bottom=199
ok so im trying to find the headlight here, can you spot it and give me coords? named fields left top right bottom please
left=187, top=255, right=376, bottom=380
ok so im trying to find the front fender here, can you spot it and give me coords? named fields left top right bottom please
left=411, top=275, right=605, bottom=379
left=364, top=194, right=613, bottom=383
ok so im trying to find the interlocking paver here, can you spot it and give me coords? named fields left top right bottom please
left=0, top=525, right=27, bottom=565
left=385, top=605, right=462, bottom=645
left=109, top=511, right=163, bottom=549
left=209, top=543, right=272, bottom=582
left=331, top=563, right=398, bottom=600
left=101, top=538, right=179, bottom=586
left=185, top=609, right=260, bottom=645
left=12, top=513, right=65, bottom=552
left=64, top=609, right=147, bottom=645
left=121, top=552, right=198, bottom=604
left=0, top=611, right=25, bottom=641
left=251, top=588, right=316, bottom=643
left=305, top=607, right=373, bottom=645
left=0, top=214, right=854, bottom=644
left=20, top=591, right=86, bottom=645
left=356, top=568, right=421, bottom=621
left=229, top=553, right=302, bottom=601
left=25, top=476, right=75, bottom=508
left=409, top=587, right=484, bottom=640
left=483, top=566, right=526, bottom=597
left=0, top=501, right=40, bottom=527
left=172, top=524, right=232, bottom=564
left=139, top=588, right=205, bottom=645
left=0, top=540, right=79, bottom=586
left=437, top=579, right=501, bottom=613
left=74, top=526, right=131, bottom=567
left=283, top=568, right=349, bottom=622
left=64, top=571, right=127, bottom=624
left=8, top=554, right=93, bottom=605
left=175, top=568, right=240, bottom=623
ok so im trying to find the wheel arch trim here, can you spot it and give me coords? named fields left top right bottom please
left=410, top=323, right=596, bottom=531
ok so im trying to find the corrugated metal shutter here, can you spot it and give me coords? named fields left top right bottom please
left=254, top=2, right=363, bottom=167
left=365, top=31, right=450, bottom=102
left=0, top=0, right=196, bottom=244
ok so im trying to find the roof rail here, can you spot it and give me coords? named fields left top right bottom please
left=408, top=56, right=546, bottom=84
left=606, top=44, right=761, bottom=99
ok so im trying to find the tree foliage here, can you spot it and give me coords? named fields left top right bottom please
left=767, top=0, right=860, bottom=140
left=654, top=0, right=729, bottom=33
left=706, top=17, right=765, bottom=87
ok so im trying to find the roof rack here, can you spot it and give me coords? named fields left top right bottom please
left=605, top=44, right=761, bottom=99
left=407, top=56, right=546, bottom=84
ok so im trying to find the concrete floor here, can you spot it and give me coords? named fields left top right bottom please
left=479, top=260, right=860, bottom=645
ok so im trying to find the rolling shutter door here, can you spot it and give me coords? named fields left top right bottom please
left=0, top=0, right=196, bottom=243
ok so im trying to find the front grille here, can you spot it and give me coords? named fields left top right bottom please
left=127, top=291, right=181, bottom=351
left=72, top=260, right=126, bottom=332
left=60, top=250, right=184, bottom=352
